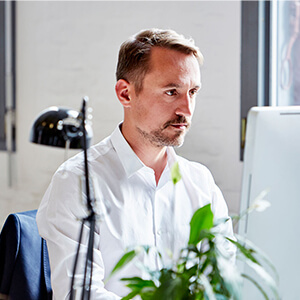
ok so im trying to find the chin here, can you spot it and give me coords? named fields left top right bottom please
left=174, top=140, right=184, bottom=148
left=164, top=135, right=185, bottom=147
left=171, top=140, right=184, bottom=148
left=146, top=128, right=187, bottom=147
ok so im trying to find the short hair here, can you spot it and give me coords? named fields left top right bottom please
left=116, top=28, right=203, bottom=94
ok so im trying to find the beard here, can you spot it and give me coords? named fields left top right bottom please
left=137, top=116, right=191, bottom=148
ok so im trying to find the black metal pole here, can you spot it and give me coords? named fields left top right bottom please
left=81, top=97, right=95, bottom=300
left=81, top=97, right=93, bottom=213
left=70, top=219, right=85, bottom=299
left=70, top=97, right=95, bottom=300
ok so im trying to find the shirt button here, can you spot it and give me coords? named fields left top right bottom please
left=157, top=230, right=162, bottom=236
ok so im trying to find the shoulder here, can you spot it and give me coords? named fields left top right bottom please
left=177, top=156, right=214, bottom=183
left=176, top=156, right=229, bottom=218
left=55, top=135, right=113, bottom=176
left=48, top=133, right=119, bottom=198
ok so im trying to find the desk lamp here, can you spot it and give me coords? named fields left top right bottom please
left=30, top=97, right=96, bottom=300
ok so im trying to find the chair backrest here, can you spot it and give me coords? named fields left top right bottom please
left=0, top=210, right=52, bottom=300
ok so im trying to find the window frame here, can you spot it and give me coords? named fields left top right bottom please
left=240, top=0, right=271, bottom=160
left=0, top=1, right=16, bottom=152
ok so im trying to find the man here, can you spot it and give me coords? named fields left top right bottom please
left=37, top=28, right=235, bottom=299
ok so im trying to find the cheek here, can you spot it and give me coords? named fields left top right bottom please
left=191, top=105, right=196, bottom=116
left=135, top=93, right=177, bottom=123
left=153, top=105, right=174, bottom=120
left=190, top=100, right=196, bottom=116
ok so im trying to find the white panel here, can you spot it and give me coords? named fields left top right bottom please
left=239, top=106, right=300, bottom=300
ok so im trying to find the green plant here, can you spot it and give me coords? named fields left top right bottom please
left=109, top=163, right=279, bottom=300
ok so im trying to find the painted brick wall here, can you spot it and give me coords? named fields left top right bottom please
left=0, top=1, right=242, bottom=227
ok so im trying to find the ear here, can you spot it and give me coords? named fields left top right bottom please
left=115, top=79, right=133, bottom=108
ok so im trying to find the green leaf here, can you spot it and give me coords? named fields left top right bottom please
left=199, top=274, right=217, bottom=300
left=121, top=277, right=157, bottom=300
left=154, top=276, right=187, bottom=300
left=244, top=259, right=280, bottom=300
left=215, top=295, right=229, bottom=300
left=213, top=217, right=230, bottom=227
left=182, top=264, right=198, bottom=280
left=140, top=287, right=157, bottom=300
left=188, top=204, right=214, bottom=246
left=121, top=276, right=156, bottom=288
left=110, top=249, right=138, bottom=278
left=226, top=238, right=260, bottom=265
left=241, top=274, right=269, bottom=300
left=234, top=234, right=279, bottom=282
left=171, top=162, right=182, bottom=185
left=121, top=290, right=140, bottom=300
left=215, top=254, right=242, bottom=300
left=109, top=245, right=154, bottom=282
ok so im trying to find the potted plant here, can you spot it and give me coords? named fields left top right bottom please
left=110, top=163, right=279, bottom=300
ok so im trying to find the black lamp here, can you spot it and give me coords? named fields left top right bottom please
left=30, top=97, right=96, bottom=300
left=30, top=105, right=92, bottom=149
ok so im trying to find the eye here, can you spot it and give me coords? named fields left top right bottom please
left=189, top=88, right=199, bottom=97
left=165, top=89, right=178, bottom=96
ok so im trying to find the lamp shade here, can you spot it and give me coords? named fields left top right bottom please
left=29, top=106, right=93, bottom=149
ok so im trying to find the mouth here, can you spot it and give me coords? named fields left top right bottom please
left=170, top=123, right=188, bottom=130
left=163, top=116, right=190, bottom=131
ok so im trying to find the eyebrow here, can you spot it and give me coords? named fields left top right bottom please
left=162, top=83, right=180, bottom=89
left=162, top=83, right=202, bottom=89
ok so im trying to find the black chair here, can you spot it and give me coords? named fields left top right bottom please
left=0, top=210, right=52, bottom=300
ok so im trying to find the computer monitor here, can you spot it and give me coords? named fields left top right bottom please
left=239, top=106, right=300, bottom=300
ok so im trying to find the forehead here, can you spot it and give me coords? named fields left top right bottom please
left=145, top=47, right=201, bottom=87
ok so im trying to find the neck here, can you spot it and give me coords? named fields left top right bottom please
left=137, top=146, right=168, bottom=185
left=121, top=123, right=168, bottom=185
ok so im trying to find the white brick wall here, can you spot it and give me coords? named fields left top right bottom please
left=0, top=1, right=242, bottom=227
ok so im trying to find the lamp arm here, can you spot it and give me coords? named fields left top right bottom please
left=70, top=97, right=95, bottom=300
left=81, top=97, right=94, bottom=213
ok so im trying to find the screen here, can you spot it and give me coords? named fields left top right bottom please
left=239, top=106, right=300, bottom=300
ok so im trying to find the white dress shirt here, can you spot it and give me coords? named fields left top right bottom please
left=36, top=124, right=235, bottom=299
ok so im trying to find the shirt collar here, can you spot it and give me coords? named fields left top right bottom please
left=110, top=124, right=144, bottom=177
left=166, top=146, right=178, bottom=168
left=110, top=124, right=178, bottom=179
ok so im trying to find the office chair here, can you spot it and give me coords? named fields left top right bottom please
left=0, top=210, right=52, bottom=300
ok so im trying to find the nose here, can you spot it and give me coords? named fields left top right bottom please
left=175, top=94, right=194, bottom=117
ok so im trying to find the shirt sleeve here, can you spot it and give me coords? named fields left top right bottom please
left=36, top=168, right=121, bottom=300
left=180, top=159, right=236, bottom=262
left=211, top=179, right=237, bottom=262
